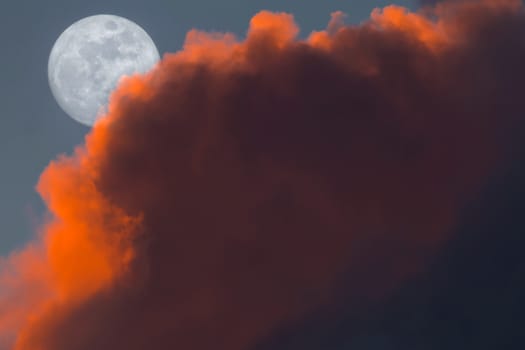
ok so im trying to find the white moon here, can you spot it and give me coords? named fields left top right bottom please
left=48, top=14, right=160, bottom=126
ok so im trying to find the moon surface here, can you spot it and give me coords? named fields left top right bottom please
left=48, top=14, right=160, bottom=126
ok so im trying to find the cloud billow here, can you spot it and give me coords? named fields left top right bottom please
left=2, top=1, right=525, bottom=349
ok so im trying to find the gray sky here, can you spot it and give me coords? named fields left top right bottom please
left=0, top=0, right=415, bottom=255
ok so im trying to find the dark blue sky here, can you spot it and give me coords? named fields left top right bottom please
left=0, top=0, right=415, bottom=255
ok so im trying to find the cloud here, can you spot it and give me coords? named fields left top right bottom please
left=2, top=0, right=525, bottom=349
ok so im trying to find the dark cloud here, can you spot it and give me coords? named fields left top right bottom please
left=255, top=156, right=525, bottom=350
left=2, top=1, right=525, bottom=349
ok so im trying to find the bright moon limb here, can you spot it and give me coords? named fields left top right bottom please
left=48, top=14, right=160, bottom=126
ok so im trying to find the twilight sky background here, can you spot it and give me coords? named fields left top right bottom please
left=0, top=0, right=415, bottom=254
left=1, top=1, right=525, bottom=349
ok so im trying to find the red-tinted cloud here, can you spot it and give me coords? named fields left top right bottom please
left=2, top=1, right=525, bottom=349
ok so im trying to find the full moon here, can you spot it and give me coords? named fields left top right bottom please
left=48, top=14, right=160, bottom=126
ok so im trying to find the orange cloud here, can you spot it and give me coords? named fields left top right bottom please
left=1, top=136, right=141, bottom=349
left=2, top=0, right=525, bottom=349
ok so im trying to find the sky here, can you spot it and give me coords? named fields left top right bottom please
left=0, top=0, right=415, bottom=255
left=0, top=0, right=416, bottom=256
left=2, top=0, right=525, bottom=350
